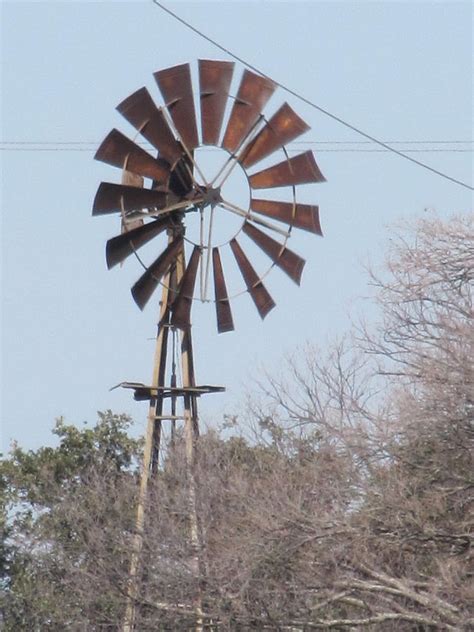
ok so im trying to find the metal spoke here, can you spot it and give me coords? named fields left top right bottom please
left=199, top=208, right=205, bottom=301
left=209, top=153, right=233, bottom=188
left=203, top=206, right=215, bottom=300
left=213, top=115, right=265, bottom=189
left=213, top=156, right=241, bottom=190
left=145, top=197, right=204, bottom=219
left=220, top=198, right=290, bottom=238
left=161, top=106, right=208, bottom=187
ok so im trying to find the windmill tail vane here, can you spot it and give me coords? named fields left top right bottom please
left=92, top=59, right=325, bottom=630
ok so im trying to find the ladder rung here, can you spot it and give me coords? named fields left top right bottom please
left=154, top=415, right=185, bottom=421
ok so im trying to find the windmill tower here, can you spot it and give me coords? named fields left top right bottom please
left=93, top=60, right=325, bottom=630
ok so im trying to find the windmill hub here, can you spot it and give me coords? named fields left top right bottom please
left=201, top=185, right=222, bottom=209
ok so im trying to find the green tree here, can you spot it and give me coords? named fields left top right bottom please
left=1, top=411, right=142, bottom=631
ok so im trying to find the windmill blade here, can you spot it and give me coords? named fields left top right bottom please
left=169, top=153, right=194, bottom=197
left=171, top=246, right=201, bottom=329
left=249, top=151, right=325, bottom=189
left=212, top=247, right=234, bottom=333
left=239, top=103, right=310, bottom=168
left=93, top=182, right=173, bottom=216
left=120, top=171, right=144, bottom=232
left=116, top=87, right=183, bottom=166
left=95, top=129, right=171, bottom=184
left=154, top=63, right=199, bottom=151
left=250, top=198, right=322, bottom=235
left=230, top=239, right=275, bottom=319
left=199, top=59, right=234, bottom=146
left=242, top=221, right=305, bottom=285
left=131, top=237, right=183, bottom=310
left=106, top=218, right=170, bottom=269
left=222, top=70, right=276, bottom=154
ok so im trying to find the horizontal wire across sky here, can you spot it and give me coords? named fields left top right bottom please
left=2, top=140, right=472, bottom=153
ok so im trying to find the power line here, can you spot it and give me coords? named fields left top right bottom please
left=2, top=140, right=472, bottom=154
left=1, top=146, right=472, bottom=154
left=151, top=0, right=473, bottom=192
left=2, top=140, right=472, bottom=146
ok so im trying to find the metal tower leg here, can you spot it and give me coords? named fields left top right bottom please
left=180, top=326, right=204, bottom=628
left=122, top=266, right=173, bottom=632
left=122, top=238, right=212, bottom=631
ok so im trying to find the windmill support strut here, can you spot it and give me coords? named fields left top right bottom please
left=122, top=238, right=221, bottom=632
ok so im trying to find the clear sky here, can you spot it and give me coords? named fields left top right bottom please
left=1, top=1, right=472, bottom=452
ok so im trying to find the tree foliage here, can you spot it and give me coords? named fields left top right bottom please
left=1, top=412, right=141, bottom=630
left=1, top=214, right=473, bottom=630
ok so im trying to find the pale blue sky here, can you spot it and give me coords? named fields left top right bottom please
left=1, top=1, right=472, bottom=451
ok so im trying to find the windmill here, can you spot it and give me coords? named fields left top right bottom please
left=93, top=60, right=325, bottom=630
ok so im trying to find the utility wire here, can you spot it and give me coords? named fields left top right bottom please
left=2, top=140, right=472, bottom=145
left=2, top=147, right=472, bottom=153
left=151, top=0, right=473, bottom=192
left=2, top=140, right=472, bottom=153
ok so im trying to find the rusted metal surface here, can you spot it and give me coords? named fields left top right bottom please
left=239, top=103, right=310, bottom=168
left=222, top=69, right=276, bottom=154
left=95, top=60, right=325, bottom=326
left=199, top=59, right=234, bottom=146
left=154, top=63, right=199, bottom=151
left=230, top=238, right=275, bottom=319
left=242, top=221, right=305, bottom=285
left=212, top=247, right=234, bottom=333
left=250, top=198, right=322, bottom=234
left=131, top=237, right=183, bottom=310
left=171, top=246, right=201, bottom=329
left=117, top=87, right=184, bottom=166
left=169, top=152, right=194, bottom=196
left=120, top=171, right=144, bottom=233
left=92, top=182, right=171, bottom=216
left=249, top=150, right=326, bottom=189
left=95, top=129, right=171, bottom=184
left=106, top=218, right=170, bottom=269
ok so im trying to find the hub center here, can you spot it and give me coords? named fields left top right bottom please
left=201, top=186, right=223, bottom=209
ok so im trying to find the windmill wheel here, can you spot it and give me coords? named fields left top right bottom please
left=93, top=60, right=325, bottom=333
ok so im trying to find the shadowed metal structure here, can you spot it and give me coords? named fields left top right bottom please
left=92, top=59, right=325, bottom=630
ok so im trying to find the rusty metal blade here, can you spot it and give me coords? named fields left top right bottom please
left=240, top=103, right=310, bottom=168
left=222, top=69, right=276, bottom=154
left=169, top=153, right=194, bottom=196
left=249, top=151, right=326, bottom=189
left=250, top=198, right=322, bottom=235
left=120, top=171, right=144, bottom=232
left=199, top=59, right=234, bottom=146
left=229, top=238, right=275, bottom=319
left=106, top=218, right=170, bottom=269
left=131, top=237, right=183, bottom=310
left=116, top=87, right=183, bottom=165
left=95, top=129, right=171, bottom=184
left=171, top=246, right=201, bottom=329
left=242, top=221, right=305, bottom=285
left=212, top=247, right=234, bottom=333
left=154, top=63, right=199, bottom=150
left=92, top=182, right=171, bottom=216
